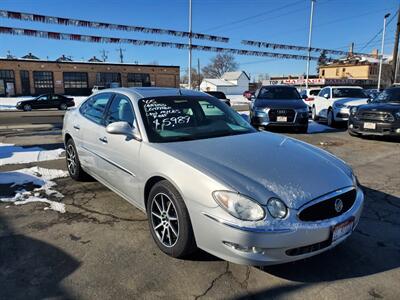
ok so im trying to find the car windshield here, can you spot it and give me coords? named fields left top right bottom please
left=332, top=88, right=366, bottom=98
left=374, top=88, right=400, bottom=103
left=257, top=86, right=300, bottom=100
left=138, top=96, right=255, bottom=143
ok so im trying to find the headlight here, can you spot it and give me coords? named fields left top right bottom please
left=333, top=103, right=346, bottom=109
left=296, top=107, right=309, bottom=113
left=254, top=108, right=268, bottom=117
left=17, top=102, right=21, bottom=106
left=267, top=198, right=288, bottom=219
left=350, top=106, right=358, bottom=115
left=213, top=191, right=265, bottom=221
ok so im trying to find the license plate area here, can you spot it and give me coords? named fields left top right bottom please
left=363, top=122, right=376, bottom=130
left=277, top=116, right=287, bottom=122
left=332, top=218, right=354, bottom=242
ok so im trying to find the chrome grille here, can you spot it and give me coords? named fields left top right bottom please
left=358, top=111, right=394, bottom=122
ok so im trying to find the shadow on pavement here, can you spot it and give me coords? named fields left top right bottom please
left=260, top=186, right=400, bottom=283
left=0, top=213, right=80, bottom=299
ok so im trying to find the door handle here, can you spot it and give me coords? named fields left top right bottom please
left=99, top=137, right=108, bottom=143
left=73, top=125, right=80, bottom=130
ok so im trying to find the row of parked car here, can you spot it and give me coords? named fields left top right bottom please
left=244, top=85, right=400, bottom=138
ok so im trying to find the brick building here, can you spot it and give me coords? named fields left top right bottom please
left=0, top=58, right=180, bottom=96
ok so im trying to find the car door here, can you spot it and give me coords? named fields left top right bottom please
left=34, top=95, right=50, bottom=109
left=51, top=95, right=62, bottom=108
left=316, top=88, right=331, bottom=118
left=98, top=93, right=142, bottom=204
left=77, top=92, right=114, bottom=177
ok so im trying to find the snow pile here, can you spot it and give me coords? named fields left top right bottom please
left=227, top=95, right=250, bottom=106
left=0, top=166, right=68, bottom=213
left=0, top=143, right=65, bottom=166
left=0, top=96, right=87, bottom=111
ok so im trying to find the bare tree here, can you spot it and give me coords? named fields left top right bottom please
left=202, top=54, right=239, bottom=78
left=181, top=68, right=204, bottom=89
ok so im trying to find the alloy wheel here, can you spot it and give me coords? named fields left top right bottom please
left=24, top=104, right=31, bottom=111
left=150, top=193, right=179, bottom=248
left=60, top=103, right=68, bottom=110
left=66, top=144, right=77, bottom=176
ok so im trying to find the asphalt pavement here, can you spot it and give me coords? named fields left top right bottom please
left=0, top=110, right=65, bottom=129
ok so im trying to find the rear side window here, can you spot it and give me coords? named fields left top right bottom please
left=104, top=94, right=135, bottom=126
left=80, top=93, right=113, bottom=125
left=309, top=89, right=320, bottom=96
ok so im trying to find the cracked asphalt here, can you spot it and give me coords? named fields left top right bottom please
left=0, top=124, right=399, bottom=300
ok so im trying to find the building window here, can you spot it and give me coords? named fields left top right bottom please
left=127, top=73, right=151, bottom=87
left=0, top=69, right=15, bottom=81
left=63, top=72, right=88, bottom=88
left=33, top=71, right=54, bottom=90
left=96, top=72, right=121, bottom=88
left=335, top=68, right=339, bottom=76
left=321, top=70, right=325, bottom=77
left=20, top=70, right=30, bottom=95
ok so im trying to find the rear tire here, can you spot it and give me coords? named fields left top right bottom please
left=23, top=104, right=32, bottom=111
left=59, top=103, right=68, bottom=110
left=147, top=180, right=196, bottom=258
left=65, top=138, right=89, bottom=181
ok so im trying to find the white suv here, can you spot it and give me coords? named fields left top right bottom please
left=312, top=86, right=369, bottom=127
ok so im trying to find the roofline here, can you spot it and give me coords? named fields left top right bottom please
left=202, top=79, right=235, bottom=86
left=0, top=58, right=179, bottom=68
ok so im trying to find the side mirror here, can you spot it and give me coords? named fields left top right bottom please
left=301, top=94, right=307, bottom=100
left=106, top=121, right=142, bottom=141
left=367, top=98, right=372, bottom=103
left=323, top=94, right=329, bottom=99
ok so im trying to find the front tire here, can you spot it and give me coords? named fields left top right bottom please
left=147, top=180, right=196, bottom=258
left=327, top=108, right=336, bottom=127
left=65, top=138, right=89, bottom=181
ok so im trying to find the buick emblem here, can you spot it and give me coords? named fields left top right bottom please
left=334, top=198, right=344, bottom=213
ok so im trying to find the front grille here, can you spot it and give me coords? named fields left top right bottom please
left=298, top=188, right=357, bottom=222
left=268, top=109, right=296, bottom=122
left=286, top=239, right=331, bottom=256
left=358, top=111, right=394, bottom=122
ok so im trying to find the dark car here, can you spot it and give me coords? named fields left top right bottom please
left=348, top=87, right=400, bottom=137
left=205, top=91, right=231, bottom=106
left=250, top=85, right=309, bottom=133
left=16, top=94, right=75, bottom=111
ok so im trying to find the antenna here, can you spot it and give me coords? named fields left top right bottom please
left=99, top=49, right=109, bottom=62
left=116, top=47, right=126, bottom=63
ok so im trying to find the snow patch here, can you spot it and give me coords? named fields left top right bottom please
left=0, top=166, right=68, bottom=213
left=0, top=142, right=64, bottom=166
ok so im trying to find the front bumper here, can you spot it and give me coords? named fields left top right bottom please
left=189, top=187, right=364, bottom=266
left=348, top=117, right=400, bottom=136
left=251, top=113, right=308, bottom=128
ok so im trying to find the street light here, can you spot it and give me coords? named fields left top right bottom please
left=305, top=0, right=315, bottom=89
left=377, top=13, right=391, bottom=90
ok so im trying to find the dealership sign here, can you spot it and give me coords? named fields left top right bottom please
left=264, top=78, right=325, bottom=86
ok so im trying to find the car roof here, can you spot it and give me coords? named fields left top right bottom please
left=325, top=86, right=363, bottom=89
left=93, top=87, right=208, bottom=101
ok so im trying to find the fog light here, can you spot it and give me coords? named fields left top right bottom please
left=396, top=128, right=400, bottom=134
left=349, top=124, right=353, bottom=129
left=223, top=241, right=265, bottom=255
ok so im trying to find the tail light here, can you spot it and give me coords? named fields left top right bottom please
left=305, top=97, right=314, bottom=101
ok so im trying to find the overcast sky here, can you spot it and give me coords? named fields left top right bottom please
left=0, top=0, right=399, bottom=79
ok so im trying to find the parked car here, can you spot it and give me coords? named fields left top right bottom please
left=63, top=87, right=363, bottom=266
left=312, top=86, right=369, bottom=127
left=205, top=91, right=231, bottom=106
left=299, top=88, right=321, bottom=111
left=348, top=87, right=400, bottom=137
left=91, top=85, right=106, bottom=94
left=364, top=89, right=380, bottom=101
left=16, top=94, right=75, bottom=111
left=249, top=85, right=309, bottom=133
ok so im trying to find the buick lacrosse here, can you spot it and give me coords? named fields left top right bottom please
left=63, top=87, right=364, bottom=266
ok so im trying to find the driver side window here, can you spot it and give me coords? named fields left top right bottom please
left=37, top=95, right=48, bottom=101
left=104, top=94, right=135, bottom=127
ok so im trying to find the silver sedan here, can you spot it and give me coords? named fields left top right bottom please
left=62, top=87, right=364, bottom=266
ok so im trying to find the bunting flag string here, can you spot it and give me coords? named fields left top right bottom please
left=0, top=26, right=327, bottom=61
left=0, top=9, right=229, bottom=43
left=242, top=40, right=379, bottom=58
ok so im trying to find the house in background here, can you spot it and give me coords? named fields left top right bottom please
left=200, top=71, right=249, bottom=95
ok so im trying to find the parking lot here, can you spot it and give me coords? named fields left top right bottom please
left=1, top=109, right=399, bottom=300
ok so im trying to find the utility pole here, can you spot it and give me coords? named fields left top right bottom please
left=378, top=13, right=391, bottom=90
left=392, top=7, right=400, bottom=83
left=100, top=49, right=109, bottom=62
left=116, top=47, right=126, bottom=63
left=188, top=0, right=192, bottom=89
left=197, top=58, right=201, bottom=90
left=305, top=0, right=315, bottom=90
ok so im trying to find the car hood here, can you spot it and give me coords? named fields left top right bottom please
left=254, top=99, right=307, bottom=109
left=152, top=132, right=353, bottom=209
left=357, top=102, right=400, bottom=112
left=334, top=98, right=369, bottom=106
